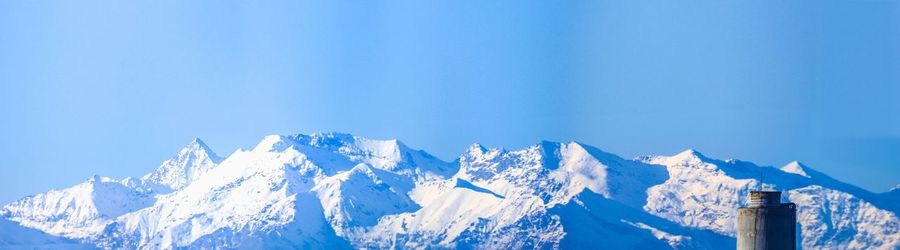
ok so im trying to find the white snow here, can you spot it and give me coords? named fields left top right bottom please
left=140, top=138, right=224, bottom=192
left=780, top=161, right=811, bottom=178
left=1, top=176, right=154, bottom=239
left=788, top=185, right=900, bottom=249
left=2, top=133, right=897, bottom=249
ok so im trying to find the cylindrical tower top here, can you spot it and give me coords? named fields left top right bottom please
left=748, top=191, right=781, bottom=207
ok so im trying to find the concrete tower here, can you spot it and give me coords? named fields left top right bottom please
left=737, top=191, right=797, bottom=250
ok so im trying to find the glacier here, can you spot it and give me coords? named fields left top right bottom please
left=0, top=132, right=897, bottom=249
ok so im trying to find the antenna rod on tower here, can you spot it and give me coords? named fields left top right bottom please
left=760, top=171, right=764, bottom=190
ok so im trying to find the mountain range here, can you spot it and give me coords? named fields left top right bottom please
left=1, top=132, right=897, bottom=249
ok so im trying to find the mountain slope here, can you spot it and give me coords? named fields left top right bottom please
left=789, top=185, right=900, bottom=249
left=2, top=133, right=897, bottom=249
left=0, top=218, right=98, bottom=249
left=0, top=176, right=154, bottom=239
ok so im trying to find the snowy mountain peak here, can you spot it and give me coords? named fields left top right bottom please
left=346, top=163, right=378, bottom=178
left=176, top=138, right=221, bottom=161
left=86, top=175, right=120, bottom=184
left=465, top=143, right=488, bottom=155
left=296, top=132, right=406, bottom=160
left=537, top=140, right=588, bottom=154
left=281, top=132, right=454, bottom=179
left=675, top=148, right=705, bottom=158
left=252, top=134, right=292, bottom=152
left=780, top=161, right=811, bottom=178
left=645, top=149, right=712, bottom=167
left=310, top=131, right=355, bottom=140
left=886, top=184, right=900, bottom=196
left=535, top=140, right=620, bottom=170
left=187, top=137, right=214, bottom=152
left=247, top=133, right=455, bottom=182
left=140, top=138, right=224, bottom=192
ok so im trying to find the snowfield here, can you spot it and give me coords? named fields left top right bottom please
left=1, top=133, right=897, bottom=249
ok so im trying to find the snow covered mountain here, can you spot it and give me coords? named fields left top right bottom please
left=1, top=133, right=897, bottom=249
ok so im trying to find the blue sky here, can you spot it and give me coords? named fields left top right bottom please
left=0, top=0, right=898, bottom=204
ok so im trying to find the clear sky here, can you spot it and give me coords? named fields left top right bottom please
left=1, top=0, right=898, bottom=204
